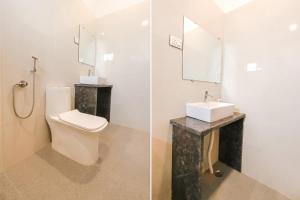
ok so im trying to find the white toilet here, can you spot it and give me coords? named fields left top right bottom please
left=45, top=86, right=108, bottom=166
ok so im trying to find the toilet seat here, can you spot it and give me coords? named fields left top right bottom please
left=50, top=110, right=108, bottom=133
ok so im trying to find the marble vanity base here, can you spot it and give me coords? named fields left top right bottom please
left=171, top=113, right=245, bottom=200
left=172, top=126, right=202, bottom=200
left=75, top=84, right=112, bottom=121
left=219, top=119, right=244, bottom=172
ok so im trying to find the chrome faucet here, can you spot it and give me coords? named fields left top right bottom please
left=204, top=90, right=213, bottom=102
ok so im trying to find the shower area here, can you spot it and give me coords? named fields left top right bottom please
left=0, top=0, right=100, bottom=197
left=0, top=35, right=51, bottom=173
left=0, top=0, right=96, bottom=174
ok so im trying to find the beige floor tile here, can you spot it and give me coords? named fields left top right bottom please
left=73, top=125, right=150, bottom=200
left=201, top=162, right=290, bottom=200
left=5, top=154, right=77, bottom=200
left=0, top=123, right=290, bottom=200
left=1, top=124, right=149, bottom=200
left=0, top=174, right=23, bottom=200
left=250, top=182, right=290, bottom=200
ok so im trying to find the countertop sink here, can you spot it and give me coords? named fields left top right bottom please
left=80, top=76, right=99, bottom=84
left=186, top=101, right=235, bottom=123
left=79, top=76, right=107, bottom=85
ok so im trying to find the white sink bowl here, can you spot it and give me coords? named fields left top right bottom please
left=80, top=76, right=102, bottom=85
left=186, top=101, right=235, bottom=123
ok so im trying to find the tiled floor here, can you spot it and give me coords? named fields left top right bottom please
left=0, top=124, right=150, bottom=200
left=152, top=139, right=290, bottom=200
left=0, top=125, right=290, bottom=200
left=202, top=162, right=290, bottom=200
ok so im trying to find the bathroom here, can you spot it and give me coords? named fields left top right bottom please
left=152, top=0, right=300, bottom=200
left=0, top=0, right=150, bottom=199
left=0, top=0, right=300, bottom=199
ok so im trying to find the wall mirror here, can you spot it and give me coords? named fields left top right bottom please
left=182, top=17, right=222, bottom=83
left=78, top=24, right=96, bottom=67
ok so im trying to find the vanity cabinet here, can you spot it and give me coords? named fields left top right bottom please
left=170, top=113, right=245, bottom=200
left=75, top=84, right=113, bottom=122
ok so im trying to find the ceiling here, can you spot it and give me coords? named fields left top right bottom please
left=82, top=0, right=253, bottom=18
left=213, top=0, right=253, bottom=13
left=81, top=0, right=145, bottom=18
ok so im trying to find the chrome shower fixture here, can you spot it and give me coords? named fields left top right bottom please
left=16, top=80, right=28, bottom=88
left=12, top=56, right=38, bottom=119
left=31, top=56, right=38, bottom=72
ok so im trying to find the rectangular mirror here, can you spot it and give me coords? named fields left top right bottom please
left=79, top=25, right=96, bottom=67
left=182, top=17, right=222, bottom=83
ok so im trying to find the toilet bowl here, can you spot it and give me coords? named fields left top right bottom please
left=45, top=86, right=108, bottom=166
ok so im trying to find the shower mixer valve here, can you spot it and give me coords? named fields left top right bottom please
left=16, top=80, right=28, bottom=88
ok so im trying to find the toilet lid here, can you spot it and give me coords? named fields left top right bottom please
left=58, top=110, right=108, bottom=131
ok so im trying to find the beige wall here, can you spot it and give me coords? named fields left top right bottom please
left=152, top=138, right=172, bottom=200
left=152, top=0, right=224, bottom=199
left=0, top=0, right=96, bottom=171
left=222, top=0, right=300, bottom=199
left=96, top=1, right=150, bottom=132
left=0, top=9, right=3, bottom=171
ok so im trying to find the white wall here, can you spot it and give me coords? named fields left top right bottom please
left=222, top=0, right=300, bottom=199
left=152, top=0, right=224, bottom=143
left=0, top=0, right=96, bottom=171
left=81, top=0, right=145, bottom=18
left=95, top=1, right=150, bottom=132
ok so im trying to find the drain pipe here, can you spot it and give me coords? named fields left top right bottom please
left=208, top=129, right=215, bottom=174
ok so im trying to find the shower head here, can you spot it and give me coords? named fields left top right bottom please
left=31, top=56, right=38, bottom=72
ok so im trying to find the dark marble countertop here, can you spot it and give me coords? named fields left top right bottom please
left=75, top=83, right=113, bottom=88
left=170, top=113, right=245, bottom=137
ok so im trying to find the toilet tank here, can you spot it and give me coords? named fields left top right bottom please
left=46, top=87, right=72, bottom=116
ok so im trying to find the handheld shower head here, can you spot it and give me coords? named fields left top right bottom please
left=13, top=56, right=38, bottom=119
left=31, top=56, right=38, bottom=72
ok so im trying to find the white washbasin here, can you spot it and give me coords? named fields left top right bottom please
left=186, top=101, right=235, bottom=122
left=80, top=76, right=104, bottom=85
